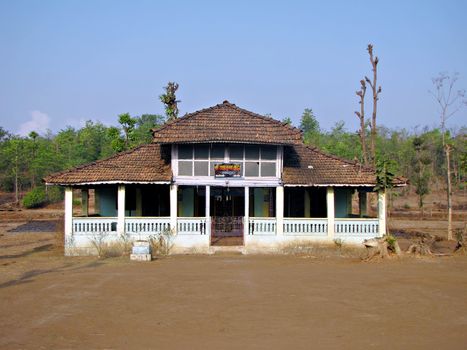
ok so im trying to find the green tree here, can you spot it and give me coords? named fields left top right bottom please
left=77, top=121, right=109, bottom=162
left=320, top=121, right=362, bottom=161
left=412, top=136, right=432, bottom=214
left=107, top=126, right=126, bottom=153
left=118, top=113, right=137, bottom=149
left=300, top=108, right=320, bottom=146
left=282, top=116, right=292, bottom=126
left=159, top=82, right=180, bottom=121
left=0, top=138, right=28, bottom=202
left=28, top=131, right=39, bottom=188
left=0, top=127, right=11, bottom=141
left=133, top=114, right=165, bottom=145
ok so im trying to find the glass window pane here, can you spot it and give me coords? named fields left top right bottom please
left=178, top=161, right=193, bottom=176
left=230, top=145, right=244, bottom=160
left=178, top=145, right=192, bottom=159
left=211, top=144, right=225, bottom=159
left=194, top=161, right=209, bottom=176
left=261, top=162, right=276, bottom=177
left=194, top=145, right=209, bottom=159
left=261, top=146, right=276, bottom=160
left=245, top=145, right=260, bottom=160
left=245, top=162, right=259, bottom=177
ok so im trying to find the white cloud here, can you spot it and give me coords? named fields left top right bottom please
left=18, top=110, right=51, bottom=136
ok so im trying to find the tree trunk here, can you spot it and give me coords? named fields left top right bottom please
left=15, top=167, right=18, bottom=204
left=365, top=44, right=381, bottom=166
left=14, top=148, right=19, bottom=204
left=363, top=238, right=389, bottom=261
left=446, top=144, right=453, bottom=240
left=355, top=80, right=368, bottom=165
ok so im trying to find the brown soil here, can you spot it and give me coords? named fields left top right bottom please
left=0, top=190, right=466, bottom=349
left=1, top=224, right=467, bottom=349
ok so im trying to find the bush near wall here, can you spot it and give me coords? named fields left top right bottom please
left=22, top=186, right=64, bottom=209
left=22, top=187, right=47, bottom=208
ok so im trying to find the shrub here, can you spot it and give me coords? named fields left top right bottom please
left=149, top=228, right=175, bottom=256
left=22, top=186, right=47, bottom=208
left=47, top=186, right=64, bottom=203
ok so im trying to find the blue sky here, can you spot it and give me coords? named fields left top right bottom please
left=0, top=0, right=466, bottom=136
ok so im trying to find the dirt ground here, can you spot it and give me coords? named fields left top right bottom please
left=1, top=190, right=466, bottom=349
left=1, top=224, right=467, bottom=349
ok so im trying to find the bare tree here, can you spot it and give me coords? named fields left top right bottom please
left=430, top=72, right=467, bottom=240
left=355, top=79, right=369, bottom=165
left=365, top=44, right=382, bottom=166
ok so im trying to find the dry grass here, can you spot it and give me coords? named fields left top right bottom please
left=280, top=240, right=366, bottom=259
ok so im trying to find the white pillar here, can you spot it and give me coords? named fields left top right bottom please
left=81, top=189, right=89, bottom=217
left=170, top=184, right=178, bottom=234
left=205, top=185, right=211, bottom=238
left=65, top=186, right=73, bottom=239
left=378, top=190, right=387, bottom=237
left=326, top=187, right=335, bottom=240
left=117, top=185, right=126, bottom=235
left=135, top=187, right=142, bottom=216
left=244, top=186, right=249, bottom=239
left=276, top=186, right=284, bottom=236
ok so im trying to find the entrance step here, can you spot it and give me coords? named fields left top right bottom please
left=209, top=246, right=245, bottom=255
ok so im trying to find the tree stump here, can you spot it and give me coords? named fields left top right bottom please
left=363, top=238, right=389, bottom=261
left=406, top=235, right=435, bottom=256
left=454, top=225, right=466, bottom=253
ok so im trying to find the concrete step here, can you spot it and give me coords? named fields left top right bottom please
left=209, top=246, right=245, bottom=255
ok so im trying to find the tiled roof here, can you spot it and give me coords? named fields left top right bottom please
left=44, top=144, right=171, bottom=185
left=44, top=102, right=406, bottom=187
left=283, top=144, right=406, bottom=186
left=151, top=101, right=302, bottom=145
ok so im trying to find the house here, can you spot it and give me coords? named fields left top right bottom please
left=45, top=101, right=405, bottom=255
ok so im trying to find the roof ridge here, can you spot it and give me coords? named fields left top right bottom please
left=225, top=102, right=303, bottom=136
left=151, top=102, right=225, bottom=136
left=151, top=101, right=303, bottom=141
left=44, top=143, right=156, bottom=181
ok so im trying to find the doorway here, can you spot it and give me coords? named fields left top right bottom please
left=210, top=187, right=244, bottom=246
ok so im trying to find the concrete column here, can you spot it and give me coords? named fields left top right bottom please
left=244, top=186, right=249, bottom=238
left=135, top=187, right=142, bottom=216
left=205, top=185, right=211, bottom=238
left=326, top=187, right=335, bottom=240
left=65, top=186, right=73, bottom=238
left=170, top=184, right=178, bottom=234
left=117, top=185, right=126, bottom=235
left=81, top=189, right=89, bottom=217
left=276, top=186, right=284, bottom=235
left=378, top=190, right=387, bottom=237
left=358, top=191, right=367, bottom=218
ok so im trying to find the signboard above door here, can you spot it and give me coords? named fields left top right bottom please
left=214, top=163, right=241, bottom=178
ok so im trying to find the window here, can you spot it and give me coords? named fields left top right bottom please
left=179, top=161, right=193, bottom=176
left=178, top=145, right=192, bottom=159
left=176, top=144, right=277, bottom=177
left=245, top=145, right=260, bottom=160
left=230, top=144, right=277, bottom=177
left=245, top=162, right=259, bottom=177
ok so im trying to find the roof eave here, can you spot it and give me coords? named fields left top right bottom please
left=45, top=180, right=172, bottom=186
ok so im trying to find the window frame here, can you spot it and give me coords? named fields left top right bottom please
left=176, top=144, right=278, bottom=178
